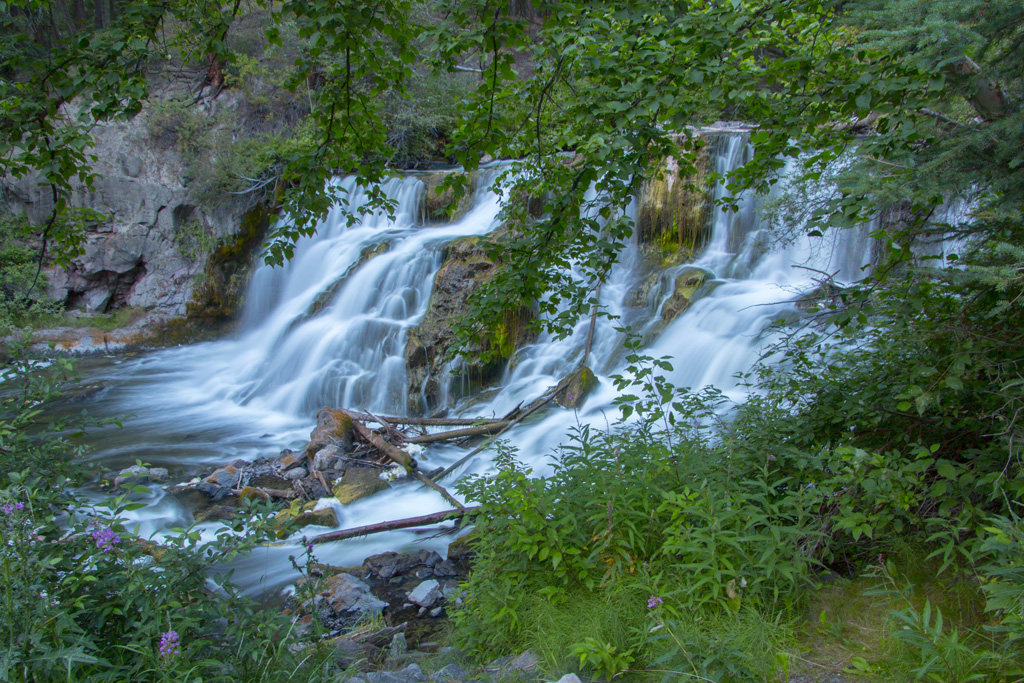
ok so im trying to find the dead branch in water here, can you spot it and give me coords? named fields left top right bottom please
left=310, top=506, right=482, bottom=544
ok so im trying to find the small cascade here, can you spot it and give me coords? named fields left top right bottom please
left=68, top=133, right=877, bottom=590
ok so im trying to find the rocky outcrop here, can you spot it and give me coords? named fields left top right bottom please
left=660, top=266, right=714, bottom=323
left=5, top=95, right=260, bottom=320
left=405, top=236, right=536, bottom=414
left=419, top=172, right=476, bottom=225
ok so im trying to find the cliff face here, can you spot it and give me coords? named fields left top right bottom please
left=7, top=95, right=256, bottom=319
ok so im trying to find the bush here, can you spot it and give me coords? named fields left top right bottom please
left=0, top=346, right=333, bottom=683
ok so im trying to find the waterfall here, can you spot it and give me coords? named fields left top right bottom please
left=70, top=133, right=875, bottom=591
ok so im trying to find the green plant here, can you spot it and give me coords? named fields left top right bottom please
left=0, top=343, right=335, bottom=683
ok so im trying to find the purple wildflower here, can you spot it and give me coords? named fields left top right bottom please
left=1, top=502, right=23, bottom=514
left=647, top=595, right=664, bottom=609
left=158, top=630, right=180, bottom=659
left=90, top=527, right=121, bottom=552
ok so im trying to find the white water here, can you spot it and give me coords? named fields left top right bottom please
left=73, top=133, right=874, bottom=594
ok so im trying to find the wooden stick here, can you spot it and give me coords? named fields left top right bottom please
left=342, top=411, right=503, bottom=427
left=405, top=421, right=509, bottom=444
left=310, top=506, right=482, bottom=544
left=433, top=374, right=573, bottom=482
left=340, top=410, right=466, bottom=510
left=584, top=281, right=602, bottom=365
left=365, top=410, right=406, bottom=444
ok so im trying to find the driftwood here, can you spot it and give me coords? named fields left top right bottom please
left=433, top=373, right=575, bottom=482
left=343, top=411, right=504, bottom=427
left=405, top=421, right=509, bottom=445
left=340, top=409, right=465, bottom=509
left=310, top=506, right=482, bottom=544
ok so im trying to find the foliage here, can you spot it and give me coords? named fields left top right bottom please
left=0, top=211, right=60, bottom=336
left=0, top=344, right=333, bottom=682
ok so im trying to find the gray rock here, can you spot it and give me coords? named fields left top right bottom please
left=389, top=632, right=408, bottom=661
left=148, top=467, right=169, bottom=482
left=510, top=650, right=540, bottom=673
left=365, top=673, right=417, bottom=683
left=314, top=444, right=344, bottom=471
left=428, top=607, right=443, bottom=618
left=418, top=549, right=442, bottom=567
left=344, top=678, right=367, bottom=683
left=315, top=573, right=387, bottom=617
left=284, top=467, right=308, bottom=480
left=433, top=560, right=458, bottom=578
left=114, top=465, right=152, bottom=488
left=400, top=664, right=426, bottom=681
left=408, top=580, right=441, bottom=608
left=430, top=664, right=467, bottom=682
left=554, top=676, right=582, bottom=683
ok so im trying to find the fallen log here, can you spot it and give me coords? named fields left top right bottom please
left=340, top=409, right=466, bottom=509
left=433, top=373, right=575, bottom=482
left=342, top=411, right=503, bottom=427
left=310, top=506, right=482, bottom=544
left=405, top=421, right=509, bottom=445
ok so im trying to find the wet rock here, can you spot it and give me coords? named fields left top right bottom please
left=555, top=365, right=599, bottom=410
left=408, top=580, right=441, bottom=608
left=404, top=235, right=536, bottom=414
left=421, top=171, right=476, bottom=224
left=196, top=481, right=231, bottom=502
left=432, top=560, right=458, bottom=578
left=333, top=468, right=390, bottom=505
left=274, top=501, right=338, bottom=531
left=660, top=266, right=712, bottom=322
left=194, top=504, right=238, bottom=523
left=308, top=408, right=355, bottom=456
left=278, top=450, right=307, bottom=471
left=428, top=607, right=443, bottom=618
left=314, top=444, right=344, bottom=471
left=205, top=465, right=241, bottom=488
left=417, top=550, right=442, bottom=567
left=365, top=551, right=420, bottom=580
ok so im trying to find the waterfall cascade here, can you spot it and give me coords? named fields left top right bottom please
left=72, top=132, right=875, bottom=590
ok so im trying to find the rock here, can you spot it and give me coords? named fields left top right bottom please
left=365, top=551, right=419, bottom=580
left=113, top=464, right=169, bottom=488
left=314, top=444, right=344, bottom=471
left=274, top=501, right=339, bottom=531
left=205, top=465, right=240, bottom=488
left=389, top=632, right=408, bottom=661
left=284, top=467, right=308, bottom=480
left=430, top=664, right=467, bottom=682
left=399, top=664, right=426, bottom=682
left=308, top=408, right=355, bottom=456
left=636, top=141, right=714, bottom=251
left=404, top=234, right=536, bottom=413
left=432, top=560, right=458, bottom=578
left=510, top=650, right=540, bottom=673
left=408, top=580, right=441, bottom=608
left=417, top=549, right=442, bottom=567
left=660, top=266, right=712, bottom=322
left=196, top=480, right=231, bottom=502
left=279, top=450, right=308, bottom=470
left=332, top=468, right=390, bottom=505
left=554, top=675, right=582, bottom=683
left=555, top=365, right=599, bottom=410
left=420, top=171, right=476, bottom=224
left=428, top=607, right=443, bottom=618
left=316, top=573, right=387, bottom=617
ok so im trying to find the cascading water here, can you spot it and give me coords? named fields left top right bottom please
left=70, top=131, right=874, bottom=593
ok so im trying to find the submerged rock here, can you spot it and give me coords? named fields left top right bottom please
left=307, top=408, right=355, bottom=458
left=274, top=500, right=339, bottom=531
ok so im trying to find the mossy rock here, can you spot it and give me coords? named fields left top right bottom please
left=556, top=365, right=600, bottom=409
left=421, top=171, right=477, bottom=224
left=405, top=233, right=536, bottom=413
left=636, top=137, right=717, bottom=262
left=332, top=468, right=390, bottom=505
left=187, top=201, right=274, bottom=322
left=274, top=500, right=339, bottom=533
left=307, top=408, right=355, bottom=457
left=660, top=267, right=713, bottom=323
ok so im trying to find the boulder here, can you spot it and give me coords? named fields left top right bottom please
left=660, top=266, right=712, bottom=323
left=307, top=408, right=355, bottom=456
left=113, top=464, right=169, bottom=488
left=408, top=580, right=442, bottom=609
left=555, top=365, right=600, bottom=409
left=332, top=468, right=390, bottom=505
left=420, top=171, right=476, bottom=224
left=315, top=572, right=387, bottom=617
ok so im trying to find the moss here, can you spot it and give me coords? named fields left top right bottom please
left=186, top=201, right=275, bottom=323
left=421, top=171, right=477, bottom=224
left=636, top=138, right=715, bottom=264
left=556, top=365, right=599, bottom=409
